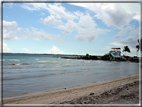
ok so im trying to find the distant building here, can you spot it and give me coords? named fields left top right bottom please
left=109, top=48, right=121, bottom=59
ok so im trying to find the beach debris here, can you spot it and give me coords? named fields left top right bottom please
left=90, top=93, right=94, bottom=95
left=64, top=88, right=66, bottom=89
left=120, top=93, right=135, bottom=99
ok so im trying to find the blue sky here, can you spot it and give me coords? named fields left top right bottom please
left=2, top=2, right=140, bottom=56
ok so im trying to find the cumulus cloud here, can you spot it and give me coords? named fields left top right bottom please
left=70, top=3, right=138, bottom=29
left=75, top=14, right=110, bottom=42
left=58, top=20, right=78, bottom=36
left=21, top=3, right=139, bottom=43
left=47, top=3, right=77, bottom=20
left=51, top=45, right=64, bottom=54
left=41, top=15, right=62, bottom=25
left=56, top=13, right=109, bottom=42
left=22, top=48, right=32, bottom=53
left=21, top=3, right=76, bottom=20
left=79, top=14, right=97, bottom=28
left=3, top=20, right=21, bottom=41
left=21, top=3, right=48, bottom=11
left=120, top=3, right=140, bottom=21
left=15, top=27, right=22, bottom=33
left=46, top=45, right=64, bottom=54
left=75, top=28, right=101, bottom=42
left=45, top=45, right=77, bottom=54
left=114, top=26, right=134, bottom=38
left=119, top=36, right=138, bottom=48
left=110, top=28, right=139, bottom=48
left=94, top=4, right=135, bottom=29
left=21, top=3, right=110, bottom=42
left=23, top=27, right=65, bottom=42
left=3, top=20, right=18, bottom=30
left=2, top=41, right=12, bottom=52
left=3, top=29, right=21, bottom=40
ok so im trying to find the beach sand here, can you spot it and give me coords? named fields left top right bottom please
left=3, top=75, right=140, bottom=105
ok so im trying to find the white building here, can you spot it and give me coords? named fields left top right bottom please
left=109, top=48, right=121, bottom=59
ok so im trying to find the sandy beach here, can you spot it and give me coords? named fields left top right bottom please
left=3, top=75, right=140, bottom=105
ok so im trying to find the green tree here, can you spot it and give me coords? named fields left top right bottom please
left=86, top=53, right=89, bottom=58
left=101, top=53, right=109, bottom=60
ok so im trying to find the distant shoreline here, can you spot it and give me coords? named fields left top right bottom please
left=61, top=56, right=139, bottom=63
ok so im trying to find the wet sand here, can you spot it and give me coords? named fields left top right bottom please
left=3, top=75, right=140, bottom=105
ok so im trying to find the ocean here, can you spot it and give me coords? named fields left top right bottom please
left=2, top=53, right=139, bottom=98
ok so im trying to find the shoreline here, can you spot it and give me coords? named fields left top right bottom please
left=61, top=57, right=139, bottom=63
left=3, top=74, right=140, bottom=104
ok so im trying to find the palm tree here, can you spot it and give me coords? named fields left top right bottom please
left=136, top=39, right=142, bottom=51
left=139, top=39, right=142, bottom=51
left=123, top=46, right=131, bottom=55
left=136, top=39, right=139, bottom=51
left=136, top=39, right=139, bottom=56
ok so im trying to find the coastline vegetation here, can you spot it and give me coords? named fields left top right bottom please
left=61, top=39, right=141, bottom=63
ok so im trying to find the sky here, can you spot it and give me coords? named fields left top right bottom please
left=1, top=1, right=141, bottom=56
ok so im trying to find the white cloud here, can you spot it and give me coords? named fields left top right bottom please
left=20, top=3, right=140, bottom=30
left=75, top=14, right=110, bottom=42
left=110, top=42, right=125, bottom=47
left=21, top=3, right=76, bottom=20
left=3, top=20, right=21, bottom=41
left=119, top=36, right=138, bottom=48
left=2, top=41, right=12, bottom=52
left=41, top=15, right=62, bottom=25
left=45, top=46, right=77, bottom=54
left=51, top=12, right=110, bottom=42
left=21, top=3, right=110, bottom=42
left=21, top=3, right=48, bottom=11
left=20, top=3, right=139, bottom=44
left=58, top=20, right=78, bottom=36
left=15, top=27, right=22, bottom=33
left=46, top=45, right=64, bottom=54
left=3, top=29, right=21, bottom=40
left=51, top=45, right=64, bottom=54
left=70, top=3, right=139, bottom=29
left=114, top=26, right=134, bottom=38
left=23, top=27, right=65, bottom=42
left=3, top=20, right=18, bottom=30
left=22, top=48, right=32, bottom=53
left=79, top=13, right=96, bottom=28
left=120, top=3, right=140, bottom=21
left=56, top=12, right=110, bottom=42
left=94, top=4, right=136, bottom=29
left=110, top=28, right=139, bottom=48
left=75, top=28, right=99, bottom=42
left=47, top=3, right=77, bottom=20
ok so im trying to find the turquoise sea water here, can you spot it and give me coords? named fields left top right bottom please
left=3, top=53, right=139, bottom=98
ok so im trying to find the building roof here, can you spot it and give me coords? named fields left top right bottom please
left=111, top=48, right=121, bottom=49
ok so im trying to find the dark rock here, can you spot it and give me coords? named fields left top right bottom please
left=90, top=93, right=94, bottom=95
